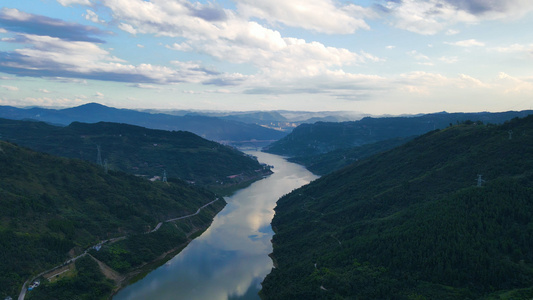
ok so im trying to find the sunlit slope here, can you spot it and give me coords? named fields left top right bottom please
left=261, top=115, right=533, bottom=299
left=0, top=140, right=222, bottom=297
left=0, top=118, right=270, bottom=186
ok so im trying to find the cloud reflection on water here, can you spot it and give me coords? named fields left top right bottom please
left=114, top=152, right=318, bottom=300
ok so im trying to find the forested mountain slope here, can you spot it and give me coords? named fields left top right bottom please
left=288, top=136, right=415, bottom=175
left=261, top=116, right=533, bottom=299
left=0, top=118, right=271, bottom=187
left=0, top=141, right=224, bottom=298
left=264, top=110, right=533, bottom=157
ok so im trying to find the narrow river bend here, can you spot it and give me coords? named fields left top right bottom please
left=114, top=151, right=318, bottom=300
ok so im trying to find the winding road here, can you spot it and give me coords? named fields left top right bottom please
left=18, top=198, right=221, bottom=300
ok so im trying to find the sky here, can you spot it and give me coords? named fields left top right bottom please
left=0, top=0, right=533, bottom=115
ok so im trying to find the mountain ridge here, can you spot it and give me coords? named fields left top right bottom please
left=261, top=115, right=533, bottom=299
left=0, top=118, right=271, bottom=188
left=264, top=110, right=533, bottom=157
left=0, top=103, right=287, bottom=145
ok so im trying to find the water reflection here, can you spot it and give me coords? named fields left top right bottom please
left=114, top=152, right=318, bottom=300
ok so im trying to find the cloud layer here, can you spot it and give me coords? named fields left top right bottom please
left=0, top=0, right=532, bottom=112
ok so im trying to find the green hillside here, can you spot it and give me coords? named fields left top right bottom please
left=0, top=141, right=224, bottom=298
left=264, top=110, right=533, bottom=157
left=289, top=136, right=414, bottom=175
left=261, top=116, right=533, bottom=299
left=0, top=118, right=271, bottom=188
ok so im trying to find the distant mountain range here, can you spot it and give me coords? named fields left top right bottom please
left=0, top=103, right=287, bottom=146
left=0, top=118, right=271, bottom=187
left=261, top=115, right=533, bottom=299
left=264, top=110, right=533, bottom=157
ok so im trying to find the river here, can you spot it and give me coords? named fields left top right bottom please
left=113, top=151, right=318, bottom=300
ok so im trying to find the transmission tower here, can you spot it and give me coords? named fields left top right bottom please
left=476, top=174, right=486, bottom=187
left=96, top=145, right=103, bottom=166
left=104, top=159, right=108, bottom=174
left=162, top=170, right=168, bottom=183
left=508, top=130, right=513, bottom=140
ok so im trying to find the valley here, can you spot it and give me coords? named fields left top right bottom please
left=1, top=106, right=533, bottom=300
left=2, top=2, right=533, bottom=299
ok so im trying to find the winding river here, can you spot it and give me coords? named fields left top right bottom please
left=113, top=151, right=318, bottom=300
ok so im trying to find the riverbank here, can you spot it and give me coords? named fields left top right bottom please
left=109, top=216, right=218, bottom=298
left=22, top=198, right=226, bottom=300
left=112, top=151, right=318, bottom=300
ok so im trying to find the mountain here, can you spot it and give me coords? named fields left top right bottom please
left=0, top=103, right=287, bottom=145
left=0, top=140, right=225, bottom=298
left=288, top=136, right=415, bottom=175
left=140, top=109, right=366, bottom=133
left=264, top=110, right=533, bottom=157
left=220, top=111, right=288, bottom=123
left=0, top=118, right=271, bottom=188
left=261, top=115, right=533, bottom=299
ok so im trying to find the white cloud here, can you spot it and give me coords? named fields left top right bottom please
left=492, top=43, right=533, bottom=55
left=119, top=23, right=137, bottom=35
left=235, top=0, right=371, bottom=34
left=95, top=92, right=104, bottom=98
left=39, top=89, right=52, bottom=93
left=57, top=0, right=92, bottom=6
left=136, top=44, right=144, bottom=48
left=439, top=56, right=459, bottom=63
left=85, top=10, right=105, bottom=24
left=381, top=0, right=533, bottom=35
left=458, top=74, right=489, bottom=88
left=0, top=96, right=87, bottom=108
left=498, top=72, right=533, bottom=93
left=445, top=29, right=460, bottom=35
left=407, top=50, right=430, bottom=61
left=102, top=0, right=378, bottom=84
left=167, top=42, right=193, bottom=51
left=11, top=34, right=124, bottom=68
left=445, top=39, right=485, bottom=47
left=129, top=83, right=159, bottom=89
left=206, top=89, right=232, bottom=94
left=1, top=34, right=238, bottom=85
left=1, top=85, right=18, bottom=91
left=0, top=28, right=7, bottom=33
left=381, top=0, right=477, bottom=35
left=444, top=0, right=533, bottom=19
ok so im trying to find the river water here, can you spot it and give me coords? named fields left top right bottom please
left=113, top=151, right=318, bottom=300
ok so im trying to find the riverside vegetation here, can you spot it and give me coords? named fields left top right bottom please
left=0, top=140, right=225, bottom=299
left=261, top=115, right=533, bottom=299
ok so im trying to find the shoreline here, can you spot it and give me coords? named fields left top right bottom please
left=109, top=221, right=214, bottom=299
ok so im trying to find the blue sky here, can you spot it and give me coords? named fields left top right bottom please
left=1, top=0, right=533, bottom=114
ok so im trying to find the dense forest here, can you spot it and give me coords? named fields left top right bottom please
left=264, top=110, right=533, bottom=157
left=288, top=136, right=414, bottom=175
left=261, top=115, right=533, bottom=299
left=0, top=140, right=224, bottom=298
left=0, top=118, right=271, bottom=187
